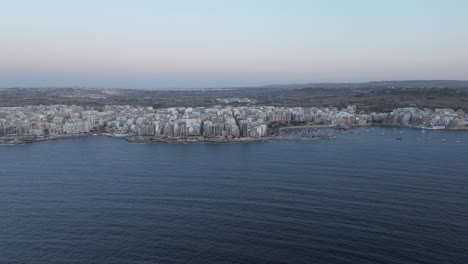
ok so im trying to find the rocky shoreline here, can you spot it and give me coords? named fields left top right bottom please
left=0, top=134, right=89, bottom=145
left=0, top=133, right=335, bottom=145
left=125, top=134, right=335, bottom=144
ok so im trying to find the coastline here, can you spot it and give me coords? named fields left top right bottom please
left=0, top=134, right=89, bottom=145
left=125, top=134, right=335, bottom=144
left=1, top=125, right=466, bottom=145
left=0, top=133, right=335, bottom=145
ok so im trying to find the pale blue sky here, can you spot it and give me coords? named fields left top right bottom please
left=1, top=0, right=467, bottom=88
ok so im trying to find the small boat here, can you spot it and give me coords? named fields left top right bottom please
left=396, top=137, right=403, bottom=140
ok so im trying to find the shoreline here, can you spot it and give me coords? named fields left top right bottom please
left=1, top=125, right=466, bottom=145
left=0, top=133, right=335, bottom=145
left=125, top=134, right=336, bottom=144
left=0, top=134, right=89, bottom=145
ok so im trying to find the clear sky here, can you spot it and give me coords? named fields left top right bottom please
left=1, top=0, right=467, bottom=88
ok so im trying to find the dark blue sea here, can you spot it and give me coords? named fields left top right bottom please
left=1, top=127, right=467, bottom=264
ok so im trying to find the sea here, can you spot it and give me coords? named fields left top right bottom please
left=0, top=127, right=467, bottom=264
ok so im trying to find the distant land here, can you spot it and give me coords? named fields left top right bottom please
left=262, top=80, right=468, bottom=89
left=1, top=80, right=467, bottom=112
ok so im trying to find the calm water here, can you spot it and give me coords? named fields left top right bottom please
left=1, top=128, right=467, bottom=264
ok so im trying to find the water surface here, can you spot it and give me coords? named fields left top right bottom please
left=1, top=127, right=467, bottom=264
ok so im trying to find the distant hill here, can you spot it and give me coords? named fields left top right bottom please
left=264, top=80, right=468, bottom=89
left=1, top=80, right=468, bottom=111
left=2, top=80, right=468, bottom=91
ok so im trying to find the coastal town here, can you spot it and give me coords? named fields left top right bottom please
left=1, top=104, right=467, bottom=144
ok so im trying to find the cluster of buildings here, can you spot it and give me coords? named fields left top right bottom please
left=215, top=97, right=256, bottom=104
left=378, top=108, right=467, bottom=129
left=1, top=105, right=467, bottom=139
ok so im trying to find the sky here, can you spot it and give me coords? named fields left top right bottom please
left=1, top=0, right=467, bottom=88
